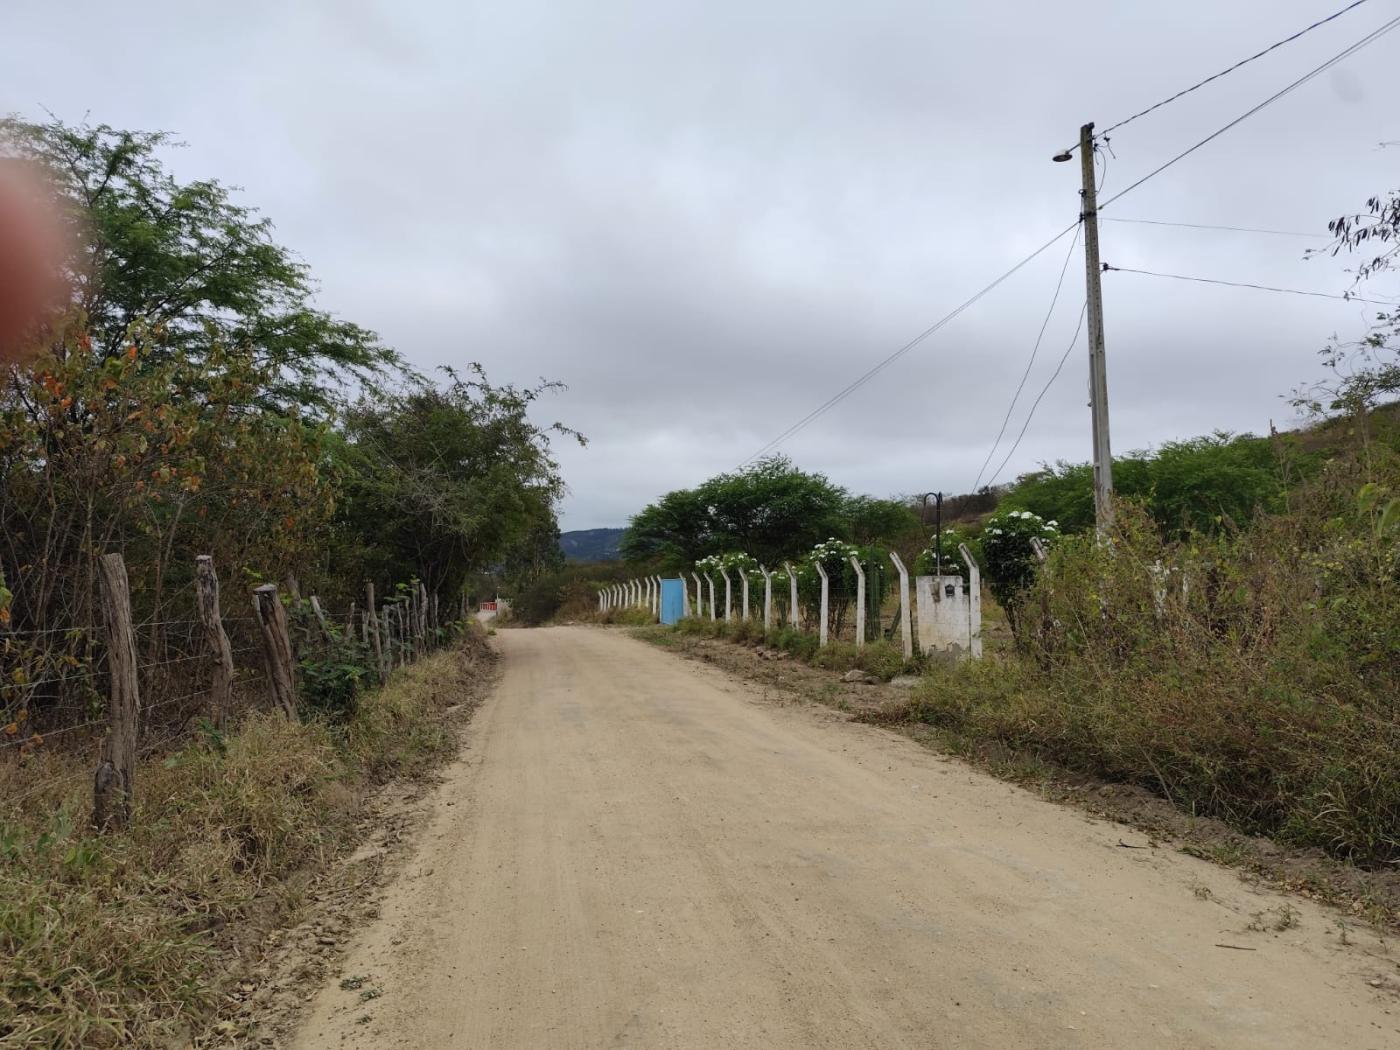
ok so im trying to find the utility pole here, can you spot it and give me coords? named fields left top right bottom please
left=1078, top=122, right=1114, bottom=531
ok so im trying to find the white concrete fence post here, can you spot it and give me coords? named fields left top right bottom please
left=679, top=573, right=689, bottom=618
left=739, top=568, right=750, bottom=621
left=704, top=573, right=717, bottom=621
left=691, top=572, right=704, bottom=618
left=784, top=562, right=799, bottom=628
left=760, top=565, right=773, bottom=632
left=652, top=575, right=662, bottom=619
left=814, top=561, right=830, bottom=648
left=720, top=567, right=733, bottom=622
left=959, top=543, right=984, bottom=660
left=888, top=552, right=913, bottom=660
left=848, top=555, right=866, bottom=649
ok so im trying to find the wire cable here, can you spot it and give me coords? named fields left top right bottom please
left=970, top=224, right=1083, bottom=494
left=1099, top=12, right=1400, bottom=211
left=1104, top=264, right=1396, bottom=305
left=738, top=221, right=1081, bottom=466
left=1092, top=0, right=1374, bottom=143
left=1102, top=217, right=1328, bottom=238
left=985, top=301, right=1090, bottom=490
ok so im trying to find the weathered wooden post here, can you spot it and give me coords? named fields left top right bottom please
left=253, top=584, right=298, bottom=720
left=848, top=555, right=866, bottom=649
left=418, top=582, right=430, bottom=643
left=308, top=595, right=334, bottom=642
left=783, top=562, right=799, bottom=629
left=959, top=543, right=984, bottom=660
left=366, top=583, right=386, bottom=680
left=195, top=555, right=235, bottom=730
left=888, top=552, right=914, bottom=660
left=760, top=565, right=773, bottom=632
left=814, top=560, right=830, bottom=648
left=382, top=607, right=395, bottom=669
left=93, top=553, right=140, bottom=831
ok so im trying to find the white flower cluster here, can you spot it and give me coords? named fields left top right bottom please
left=808, top=537, right=860, bottom=564
left=985, top=509, right=1059, bottom=539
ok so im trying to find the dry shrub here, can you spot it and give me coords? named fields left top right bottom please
left=0, top=631, right=494, bottom=1049
left=896, top=464, right=1400, bottom=866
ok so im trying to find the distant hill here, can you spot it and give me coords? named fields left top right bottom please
left=560, top=528, right=625, bottom=563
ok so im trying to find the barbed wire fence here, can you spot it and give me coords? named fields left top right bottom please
left=1, top=554, right=462, bottom=831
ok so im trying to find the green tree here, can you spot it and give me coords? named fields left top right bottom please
left=333, top=366, right=581, bottom=603
left=1, top=118, right=395, bottom=410
left=622, top=456, right=855, bottom=569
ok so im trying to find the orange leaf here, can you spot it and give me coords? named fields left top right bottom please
left=2, top=723, right=16, bottom=737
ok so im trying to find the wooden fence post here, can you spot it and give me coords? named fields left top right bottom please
left=308, top=595, right=334, bottom=641
left=253, top=584, right=298, bottom=720
left=431, top=593, right=440, bottom=642
left=195, top=555, right=235, bottom=730
left=93, top=553, right=140, bottom=831
left=417, top=581, right=429, bottom=646
left=366, top=582, right=385, bottom=679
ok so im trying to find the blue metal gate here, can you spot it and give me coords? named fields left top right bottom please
left=660, top=578, right=685, bottom=625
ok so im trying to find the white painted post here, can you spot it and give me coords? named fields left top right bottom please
left=720, top=567, right=733, bottom=622
left=598, top=589, right=605, bottom=613
left=691, top=572, right=704, bottom=618
left=739, top=568, right=750, bottom=620
left=645, top=577, right=653, bottom=612
left=704, top=573, right=717, bottom=621
left=631, top=579, right=639, bottom=607
left=814, top=561, right=830, bottom=648
left=888, top=552, right=913, bottom=660
left=760, top=565, right=773, bottom=632
left=784, top=562, right=799, bottom=628
left=958, top=543, right=984, bottom=660
left=679, top=573, right=689, bottom=617
left=652, top=575, right=662, bottom=618
left=848, top=555, right=866, bottom=649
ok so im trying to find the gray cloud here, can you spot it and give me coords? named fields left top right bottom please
left=4, top=0, right=1396, bottom=528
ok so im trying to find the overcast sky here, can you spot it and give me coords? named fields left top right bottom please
left=4, top=1, right=1397, bottom=529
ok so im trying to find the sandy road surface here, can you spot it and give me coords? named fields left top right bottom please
left=292, top=626, right=1397, bottom=1049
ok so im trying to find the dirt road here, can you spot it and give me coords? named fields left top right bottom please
left=292, top=627, right=1397, bottom=1049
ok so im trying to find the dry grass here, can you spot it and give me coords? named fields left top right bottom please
left=868, top=478, right=1400, bottom=868
left=0, top=628, right=494, bottom=1049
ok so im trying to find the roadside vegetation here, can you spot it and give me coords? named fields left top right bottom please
left=0, top=630, right=495, bottom=1049
left=0, top=118, right=569, bottom=1046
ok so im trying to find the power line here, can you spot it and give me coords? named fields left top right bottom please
left=1088, top=0, right=1375, bottom=145
left=739, top=9, right=1398, bottom=468
left=1099, top=12, right=1400, bottom=211
left=738, top=220, right=1080, bottom=467
left=984, top=301, right=1090, bottom=490
left=971, top=225, right=1083, bottom=494
left=1102, top=216, right=1328, bottom=239
left=1104, top=264, right=1396, bottom=305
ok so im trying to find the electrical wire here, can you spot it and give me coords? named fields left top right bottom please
left=1104, top=264, right=1396, bottom=305
left=735, top=8, right=1396, bottom=471
left=738, top=220, right=1081, bottom=466
left=1087, top=0, right=1374, bottom=145
left=1102, top=217, right=1328, bottom=238
left=984, top=301, right=1090, bottom=490
left=1099, top=12, right=1400, bottom=211
left=970, top=223, right=1083, bottom=494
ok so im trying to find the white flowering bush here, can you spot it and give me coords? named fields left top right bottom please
left=979, top=509, right=1059, bottom=629
left=914, top=526, right=972, bottom=578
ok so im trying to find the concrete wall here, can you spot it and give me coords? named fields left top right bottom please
left=915, top=575, right=973, bottom=657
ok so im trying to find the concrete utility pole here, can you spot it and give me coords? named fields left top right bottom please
left=1077, top=122, right=1114, bottom=531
